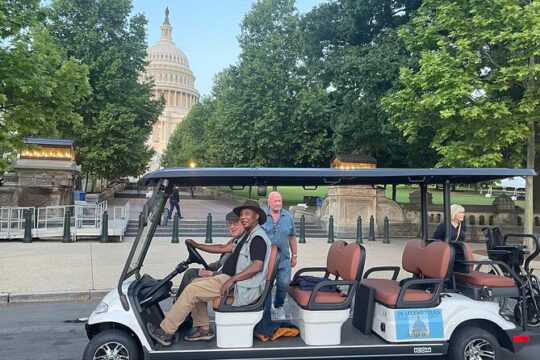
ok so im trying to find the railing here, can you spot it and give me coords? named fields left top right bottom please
left=0, top=206, right=35, bottom=239
left=0, top=201, right=128, bottom=241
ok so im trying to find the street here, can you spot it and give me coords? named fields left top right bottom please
left=0, top=301, right=98, bottom=360
left=1, top=300, right=539, bottom=360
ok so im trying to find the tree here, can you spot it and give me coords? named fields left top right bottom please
left=161, top=97, right=216, bottom=168
left=48, top=0, right=163, bottom=180
left=382, top=0, right=540, bottom=233
left=165, top=0, right=333, bottom=168
left=300, top=0, right=429, bottom=167
left=0, top=0, right=90, bottom=173
left=208, top=0, right=332, bottom=167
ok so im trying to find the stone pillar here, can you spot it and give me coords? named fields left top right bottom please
left=9, top=158, right=80, bottom=207
left=323, top=185, right=378, bottom=239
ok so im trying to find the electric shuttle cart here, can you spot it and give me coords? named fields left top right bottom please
left=83, top=168, right=540, bottom=360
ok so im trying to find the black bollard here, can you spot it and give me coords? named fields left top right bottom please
left=327, top=215, right=334, bottom=243
left=205, top=213, right=212, bottom=243
left=368, top=215, right=375, bottom=241
left=171, top=214, right=179, bottom=243
left=62, top=208, right=71, bottom=243
left=138, top=212, right=144, bottom=232
left=299, top=215, right=306, bottom=244
left=100, top=211, right=109, bottom=243
left=356, top=216, right=363, bottom=244
left=383, top=216, right=390, bottom=244
left=23, top=209, right=32, bottom=243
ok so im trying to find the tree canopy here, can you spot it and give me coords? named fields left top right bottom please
left=0, top=0, right=90, bottom=173
left=383, top=0, right=539, bottom=168
left=48, top=0, right=163, bottom=179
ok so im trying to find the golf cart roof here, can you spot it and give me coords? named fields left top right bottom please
left=138, top=167, right=535, bottom=187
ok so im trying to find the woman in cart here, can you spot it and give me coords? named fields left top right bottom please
left=432, top=204, right=466, bottom=242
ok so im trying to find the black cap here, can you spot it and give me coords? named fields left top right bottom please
left=225, top=211, right=240, bottom=222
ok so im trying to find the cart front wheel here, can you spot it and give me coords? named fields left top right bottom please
left=448, top=326, right=499, bottom=360
left=83, top=329, right=140, bottom=360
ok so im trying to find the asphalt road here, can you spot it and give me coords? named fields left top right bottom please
left=1, top=300, right=539, bottom=360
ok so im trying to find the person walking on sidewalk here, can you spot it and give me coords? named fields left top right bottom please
left=261, top=191, right=297, bottom=321
left=168, top=186, right=182, bottom=219
left=147, top=199, right=271, bottom=346
left=176, top=211, right=245, bottom=297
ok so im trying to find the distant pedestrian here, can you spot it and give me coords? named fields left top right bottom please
left=168, top=186, right=183, bottom=219
left=145, top=187, right=153, bottom=204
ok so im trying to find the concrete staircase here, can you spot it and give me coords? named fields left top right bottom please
left=124, top=219, right=327, bottom=238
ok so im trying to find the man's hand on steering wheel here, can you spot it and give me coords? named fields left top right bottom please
left=185, top=239, right=210, bottom=269
left=185, top=238, right=198, bottom=249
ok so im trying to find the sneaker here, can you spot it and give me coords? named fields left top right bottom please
left=274, top=306, right=286, bottom=320
left=147, top=322, right=173, bottom=346
left=184, top=327, right=215, bottom=342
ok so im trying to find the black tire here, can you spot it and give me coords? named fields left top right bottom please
left=82, top=329, right=140, bottom=360
left=447, top=327, right=500, bottom=360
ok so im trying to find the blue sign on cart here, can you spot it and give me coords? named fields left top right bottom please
left=395, top=309, right=443, bottom=340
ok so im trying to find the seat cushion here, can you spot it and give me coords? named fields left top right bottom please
left=455, top=271, right=515, bottom=288
left=362, top=278, right=435, bottom=307
left=288, top=285, right=345, bottom=308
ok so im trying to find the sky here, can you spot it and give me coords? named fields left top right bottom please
left=131, top=0, right=326, bottom=97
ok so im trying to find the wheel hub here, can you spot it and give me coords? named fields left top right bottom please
left=93, top=341, right=129, bottom=360
left=464, top=338, right=495, bottom=360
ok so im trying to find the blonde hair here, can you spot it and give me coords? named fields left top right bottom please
left=451, top=204, right=465, bottom=221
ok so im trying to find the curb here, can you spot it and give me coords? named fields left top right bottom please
left=1, top=289, right=111, bottom=304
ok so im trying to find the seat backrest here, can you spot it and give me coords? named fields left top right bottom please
left=266, top=245, right=279, bottom=282
left=402, top=240, right=453, bottom=279
left=492, top=227, right=505, bottom=246
left=451, top=241, right=474, bottom=273
left=326, top=240, right=365, bottom=281
left=482, top=227, right=495, bottom=251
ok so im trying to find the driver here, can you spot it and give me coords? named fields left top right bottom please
left=177, top=211, right=246, bottom=296
left=147, top=199, right=271, bottom=345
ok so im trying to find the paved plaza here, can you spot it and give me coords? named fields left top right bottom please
left=0, top=195, right=488, bottom=303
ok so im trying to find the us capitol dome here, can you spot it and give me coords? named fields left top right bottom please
left=145, top=8, right=200, bottom=169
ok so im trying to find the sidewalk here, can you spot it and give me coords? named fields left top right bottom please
left=0, top=233, right=487, bottom=304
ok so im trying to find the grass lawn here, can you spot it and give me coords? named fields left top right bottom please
left=212, top=185, right=524, bottom=209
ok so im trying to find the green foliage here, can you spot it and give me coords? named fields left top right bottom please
left=161, top=97, right=216, bottom=167
left=300, top=0, right=431, bottom=167
left=48, top=0, right=163, bottom=179
left=0, top=0, right=90, bottom=173
left=164, top=0, right=333, bottom=168
left=383, top=0, right=539, bottom=167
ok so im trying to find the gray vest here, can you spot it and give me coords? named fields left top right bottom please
left=232, top=225, right=271, bottom=306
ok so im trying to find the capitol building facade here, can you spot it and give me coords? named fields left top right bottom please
left=145, top=9, right=199, bottom=169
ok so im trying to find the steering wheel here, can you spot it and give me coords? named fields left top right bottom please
left=185, top=240, right=210, bottom=269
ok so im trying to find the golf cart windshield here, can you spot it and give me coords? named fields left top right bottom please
left=122, top=180, right=169, bottom=280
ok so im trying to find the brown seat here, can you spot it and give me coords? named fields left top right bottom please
left=288, top=240, right=365, bottom=310
left=453, top=242, right=516, bottom=288
left=363, top=240, right=452, bottom=308
left=213, top=244, right=279, bottom=311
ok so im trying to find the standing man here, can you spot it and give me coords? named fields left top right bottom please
left=147, top=200, right=270, bottom=345
left=262, top=191, right=297, bottom=319
left=168, top=186, right=182, bottom=219
left=176, top=211, right=245, bottom=297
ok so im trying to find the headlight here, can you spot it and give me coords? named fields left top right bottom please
left=95, top=301, right=109, bottom=314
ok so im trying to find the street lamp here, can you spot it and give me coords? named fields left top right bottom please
left=189, top=161, right=196, bottom=168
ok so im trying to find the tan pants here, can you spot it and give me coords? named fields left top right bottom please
left=161, top=274, right=230, bottom=334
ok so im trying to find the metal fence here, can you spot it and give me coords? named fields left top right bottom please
left=0, top=201, right=129, bottom=241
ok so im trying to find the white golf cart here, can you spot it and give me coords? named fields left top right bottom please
left=83, top=167, right=540, bottom=360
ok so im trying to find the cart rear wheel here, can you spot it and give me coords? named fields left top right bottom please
left=83, top=329, right=140, bottom=360
left=448, top=327, right=499, bottom=360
